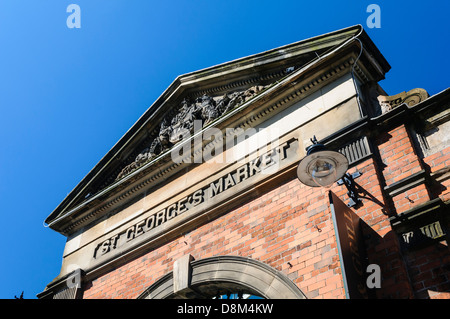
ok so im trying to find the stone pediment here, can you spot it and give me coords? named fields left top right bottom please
left=44, top=25, right=391, bottom=235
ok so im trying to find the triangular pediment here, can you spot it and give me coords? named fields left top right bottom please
left=45, top=25, right=390, bottom=234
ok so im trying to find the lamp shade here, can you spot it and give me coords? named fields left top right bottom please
left=296, top=149, right=349, bottom=188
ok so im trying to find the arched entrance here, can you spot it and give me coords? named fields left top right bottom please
left=138, top=255, right=306, bottom=299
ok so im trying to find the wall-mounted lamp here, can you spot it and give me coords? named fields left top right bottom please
left=296, top=136, right=349, bottom=188
left=296, top=136, right=363, bottom=207
left=337, top=172, right=362, bottom=208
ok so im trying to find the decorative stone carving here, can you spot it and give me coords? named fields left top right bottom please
left=378, top=88, right=429, bottom=113
left=169, top=98, right=202, bottom=144
left=158, top=117, right=172, bottom=149
left=115, top=85, right=269, bottom=180
left=199, top=94, right=218, bottom=127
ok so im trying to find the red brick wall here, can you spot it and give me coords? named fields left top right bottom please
left=374, top=124, right=450, bottom=299
left=404, top=241, right=450, bottom=299
left=405, top=144, right=450, bottom=299
left=83, top=174, right=347, bottom=299
left=82, top=124, right=449, bottom=299
left=82, top=157, right=407, bottom=299
left=377, top=125, right=424, bottom=185
left=341, top=158, right=414, bottom=299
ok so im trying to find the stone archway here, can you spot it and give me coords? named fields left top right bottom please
left=137, top=255, right=306, bottom=299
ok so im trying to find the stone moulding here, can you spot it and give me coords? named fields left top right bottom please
left=383, top=169, right=427, bottom=198
left=389, top=198, right=450, bottom=249
left=37, top=268, right=84, bottom=299
left=137, top=255, right=307, bottom=299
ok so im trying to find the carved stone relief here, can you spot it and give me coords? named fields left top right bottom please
left=116, top=85, right=268, bottom=180
left=377, top=88, right=429, bottom=114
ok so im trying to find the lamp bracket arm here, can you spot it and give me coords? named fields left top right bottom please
left=337, top=171, right=362, bottom=208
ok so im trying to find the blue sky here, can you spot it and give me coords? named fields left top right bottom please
left=0, top=0, right=448, bottom=299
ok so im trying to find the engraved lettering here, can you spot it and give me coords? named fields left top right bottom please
left=178, top=197, right=189, bottom=215
left=248, top=157, right=261, bottom=177
left=111, top=234, right=120, bottom=249
left=261, top=151, right=274, bottom=170
left=100, top=239, right=110, bottom=255
left=126, top=226, right=135, bottom=242
left=192, top=189, right=204, bottom=206
left=223, top=173, right=236, bottom=191
left=166, top=204, right=178, bottom=220
left=135, top=219, right=146, bottom=237
left=209, top=177, right=223, bottom=198
left=275, top=142, right=289, bottom=160
left=156, top=209, right=166, bottom=226
left=146, top=214, right=155, bottom=230
left=236, top=164, right=248, bottom=183
left=94, top=138, right=297, bottom=258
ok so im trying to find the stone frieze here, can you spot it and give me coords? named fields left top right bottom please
left=116, top=85, right=268, bottom=180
